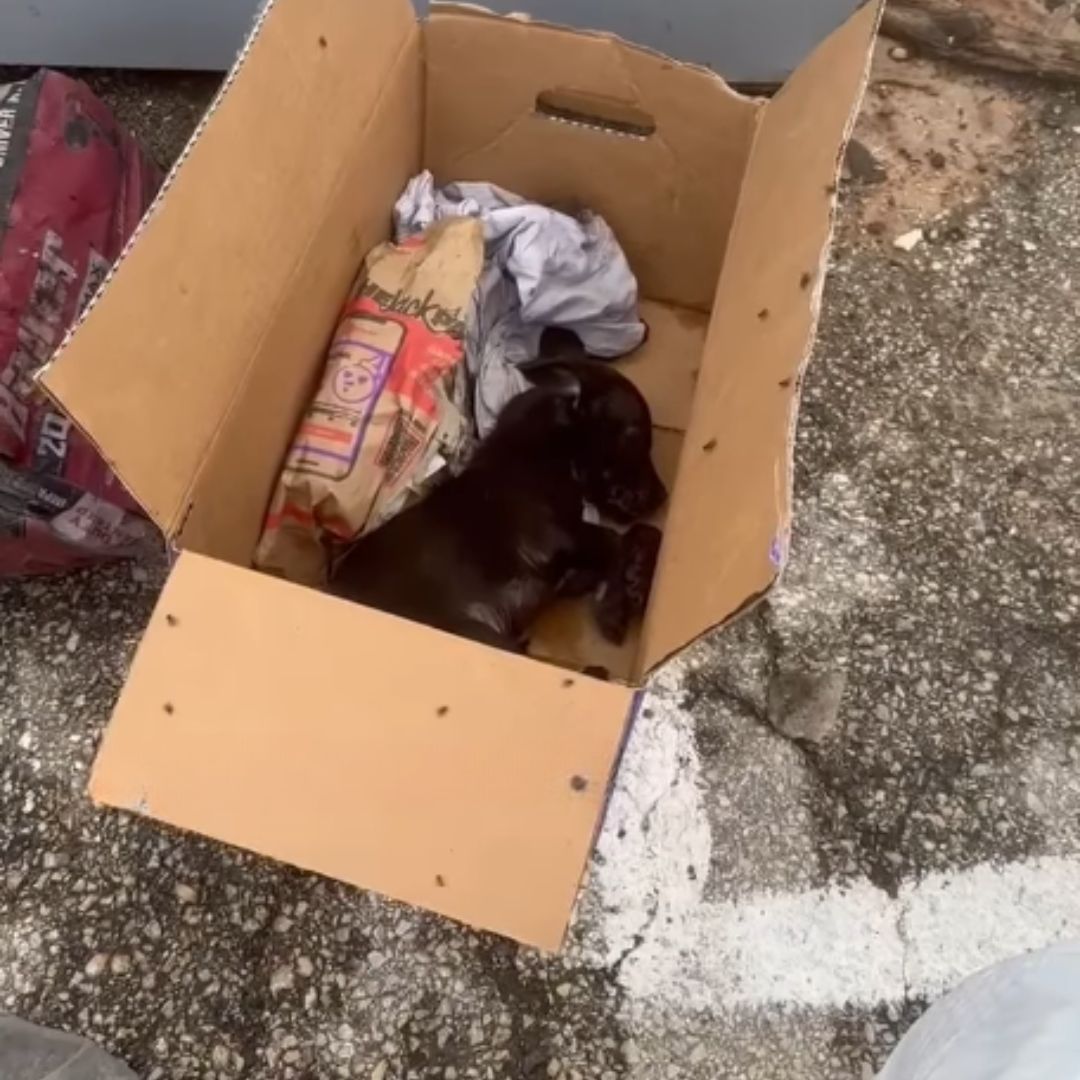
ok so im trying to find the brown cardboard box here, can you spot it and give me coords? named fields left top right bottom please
left=39, top=0, right=882, bottom=950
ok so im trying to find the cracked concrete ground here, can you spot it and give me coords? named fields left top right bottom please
left=2, top=49, right=1080, bottom=1080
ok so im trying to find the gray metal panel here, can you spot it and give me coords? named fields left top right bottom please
left=0, top=0, right=265, bottom=72
left=0, top=0, right=862, bottom=84
left=477, top=0, right=864, bottom=84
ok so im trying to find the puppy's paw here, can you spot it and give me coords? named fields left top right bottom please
left=592, top=524, right=663, bottom=644
left=594, top=580, right=631, bottom=645
left=620, top=523, right=662, bottom=616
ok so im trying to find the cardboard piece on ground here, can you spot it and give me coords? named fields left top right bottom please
left=39, top=0, right=881, bottom=947
left=93, top=551, right=632, bottom=951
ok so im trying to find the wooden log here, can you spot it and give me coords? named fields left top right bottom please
left=881, top=0, right=1080, bottom=82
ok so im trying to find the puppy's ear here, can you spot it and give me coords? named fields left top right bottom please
left=537, top=326, right=588, bottom=363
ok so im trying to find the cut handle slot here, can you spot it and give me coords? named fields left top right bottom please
left=535, top=89, right=656, bottom=138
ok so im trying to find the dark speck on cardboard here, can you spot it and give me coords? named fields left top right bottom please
left=569, top=775, right=588, bottom=792
left=779, top=377, right=793, bottom=388
left=800, top=271, right=814, bottom=289
left=163, top=702, right=174, bottom=715
left=436, top=705, right=449, bottom=717
left=702, top=438, right=717, bottom=452
left=435, top=874, right=446, bottom=887
left=758, top=308, right=770, bottom=320
left=319, top=35, right=328, bottom=47
left=165, top=613, right=179, bottom=627
left=562, top=677, right=575, bottom=688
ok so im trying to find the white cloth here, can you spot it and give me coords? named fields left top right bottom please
left=878, top=942, right=1080, bottom=1080
left=394, top=171, right=646, bottom=435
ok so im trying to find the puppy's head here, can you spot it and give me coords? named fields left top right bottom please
left=482, top=375, right=580, bottom=456
left=525, top=330, right=667, bottom=521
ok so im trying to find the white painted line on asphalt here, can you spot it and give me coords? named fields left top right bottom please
left=610, top=854, right=1080, bottom=1012
left=903, top=858, right=1080, bottom=998
left=582, top=674, right=1080, bottom=1013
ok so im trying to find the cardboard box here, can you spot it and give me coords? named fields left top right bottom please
left=40, top=0, right=881, bottom=950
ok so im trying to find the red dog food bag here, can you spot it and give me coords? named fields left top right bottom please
left=0, top=70, right=163, bottom=576
left=255, top=217, right=485, bottom=585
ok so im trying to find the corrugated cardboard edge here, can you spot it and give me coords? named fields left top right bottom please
left=641, top=0, right=885, bottom=680
left=772, top=0, right=885, bottom=578
left=430, top=1, right=759, bottom=109
left=32, top=0, right=281, bottom=534
left=563, top=687, right=647, bottom=928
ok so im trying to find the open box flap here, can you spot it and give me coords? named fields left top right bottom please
left=638, top=0, right=883, bottom=675
left=37, top=0, right=418, bottom=539
left=88, top=552, right=634, bottom=951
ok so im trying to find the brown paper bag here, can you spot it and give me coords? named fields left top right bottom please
left=255, top=217, right=485, bottom=584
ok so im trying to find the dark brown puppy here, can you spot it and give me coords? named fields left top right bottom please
left=326, top=342, right=665, bottom=652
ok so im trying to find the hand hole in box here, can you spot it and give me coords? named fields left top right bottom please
left=535, top=89, right=656, bottom=139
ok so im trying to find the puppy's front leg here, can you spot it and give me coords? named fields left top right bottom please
left=557, top=522, right=620, bottom=598
left=593, top=523, right=662, bottom=645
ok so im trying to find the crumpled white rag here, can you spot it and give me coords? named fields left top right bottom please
left=393, top=171, right=646, bottom=435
